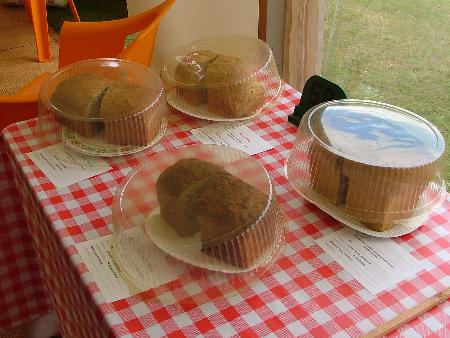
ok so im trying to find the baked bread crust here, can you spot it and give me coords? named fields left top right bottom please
left=308, top=142, right=436, bottom=231
left=155, top=158, right=226, bottom=237
left=174, top=51, right=265, bottom=118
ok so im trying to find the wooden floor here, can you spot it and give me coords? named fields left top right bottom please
left=0, top=5, right=60, bottom=337
left=0, top=4, right=58, bottom=96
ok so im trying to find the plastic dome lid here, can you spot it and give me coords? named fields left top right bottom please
left=160, top=35, right=282, bottom=121
left=308, top=100, right=445, bottom=167
left=111, top=144, right=286, bottom=296
left=286, top=99, right=446, bottom=234
left=36, top=58, right=168, bottom=156
left=40, top=58, right=164, bottom=122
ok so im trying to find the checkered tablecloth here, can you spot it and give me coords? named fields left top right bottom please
left=1, top=84, right=449, bottom=337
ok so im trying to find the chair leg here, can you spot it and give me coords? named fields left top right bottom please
left=29, top=0, right=51, bottom=62
left=68, top=0, right=81, bottom=22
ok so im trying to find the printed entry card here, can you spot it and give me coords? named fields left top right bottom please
left=316, top=228, right=424, bottom=295
left=191, top=123, right=274, bottom=155
left=28, top=144, right=112, bottom=189
left=76, top=228, right=179, bottom=303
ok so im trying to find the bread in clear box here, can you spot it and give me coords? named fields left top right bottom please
left=51, top=73, right=111, bottom=137
left=288, top=100, right=446, bottom=232
left=156, top=158, right=273, bottom=269
left=174, top=50, right=218, bottom=106
left=40, top=58, right=167, bottom=151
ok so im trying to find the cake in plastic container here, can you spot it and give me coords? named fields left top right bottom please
left=37, top=58, right=168, bottom=156
left=161, top=35, right=282, bottom=121
left=111, top=145, right=285, bottom=299
left=286, top=100, right=446, bottom=234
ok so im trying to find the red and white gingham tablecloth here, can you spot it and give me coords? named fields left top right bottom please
left=1, top=84, right=449, bottom=337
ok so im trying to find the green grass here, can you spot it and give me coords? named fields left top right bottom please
left=322, top=0, right=450, bottom=188
left=47, top=0, right=128, bottom=33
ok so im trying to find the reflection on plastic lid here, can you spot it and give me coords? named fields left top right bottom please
left=309, top=100, right=445, bottom=167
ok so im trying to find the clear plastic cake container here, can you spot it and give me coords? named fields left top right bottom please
left=111, top=144, right=285, bottom=302
left=160, top=35, right=282, bottom=121
left=286, top=100, right=446, bottom=235
left=37, top=58, right=168, bottom=157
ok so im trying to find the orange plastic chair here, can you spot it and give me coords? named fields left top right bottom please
left=58, top=0, right=175, bottom=68
left=22, top=0, right=80, bottom=63
left=0, top=74, right=48, bottom=132
left=0, top=0, right=174, bottom=131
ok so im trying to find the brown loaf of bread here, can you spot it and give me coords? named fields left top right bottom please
left=202, top=54, right=265, bottom=118
left=51, top=73, right=111, bottom=137
left=174, top=50, right=218, bottom=106
left=155, top=158, right=227, bottom=237
left=100, top=81, right=162, bottom=146
left=156, top=158, right=272, bottom=268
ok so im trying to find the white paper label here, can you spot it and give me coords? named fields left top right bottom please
left=28, top=144, right=111, bottom=188
left=191, top=123, right=273, bottom=155
left=316, top=228, right=424, bottom=294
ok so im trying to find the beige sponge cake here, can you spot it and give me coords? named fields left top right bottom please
left=51, top=73, right=111, bottom=137
left=179, top=173, right=270, bottom=269
left=155, top=158, right=227, bottom=237
left=306, top=107, right=439, bottom=232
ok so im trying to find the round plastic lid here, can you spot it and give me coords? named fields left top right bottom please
left=160, top=35, right=282, bottom=121
left=112, top=144, right=285, bottom=279
left=309, top=100, right=445, bottom=167
left=40, top=58, right=163, bottom=122
left=36, top=58, right=168, bottom=156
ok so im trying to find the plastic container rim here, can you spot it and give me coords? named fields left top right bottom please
left=160, top=35, right=277, bottom=89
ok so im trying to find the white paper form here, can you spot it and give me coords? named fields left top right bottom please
left=77, top=234, right=131, bottom=303
left=191, top=123, right=274, bottom=155
left=28, top=144, right=111, bottom=188
left=76, top=228, right=180, bottom=303
left=316, top=228, right=424, bottom=295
